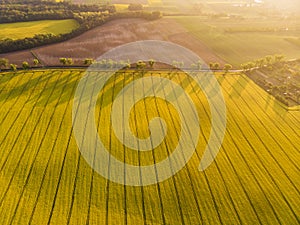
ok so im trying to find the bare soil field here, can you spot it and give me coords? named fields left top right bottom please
left=0, top=18, right=225, bottom=67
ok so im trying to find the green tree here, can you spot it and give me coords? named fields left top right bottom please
left=255, top=59, right=265, bottom=68
left=124, top=63, right=131, bottom=69
left=10, top=64, right=17, bottom=71
left=258, top=58, right=265, bottom=68
left=59, top=57, right=67, bottom=65
left=172, top=60, right=179, bottom=68
left=223, top=64, right=232, bottom=73
left=67, top=58, right=73, bottom=65
left=137, top=60, right=146, bottom=70
left=33, top=59, right=39, bottom=66
left=22, top=61, right=30, bottom=70
left=148, top=59, right=155, bottom=68
left=107, top=59, right=114, bottom=68
left=179, top=61, right=184, bottom=69
left=196, top=60, right=202, bottom=70
left=213, top=62, right=220, bottom=70
left=0, top=58, right=9, bottom=70
left=246, top=62, right=255, bottom=70
left=275, top=54, right=284, bottom=63
left=83, top=58, right=94, bottom=66
left=265, top=55, right=272, bottom=65
left=191, top=63, right=197, bottom=70
left=240, top=64, right=245, bottom=71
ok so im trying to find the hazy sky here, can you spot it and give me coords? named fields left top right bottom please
left=267, top=0, right=300, bottom=11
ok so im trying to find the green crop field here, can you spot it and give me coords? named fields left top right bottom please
left=0, top=19, right=79, bottom=41
left=147, top=0, right=163, bottom=5
left=0, top=69, right=299, bottom=224
left=173, top=16, right=300, bottom=67
left=114, top=4, right=130, bottom=11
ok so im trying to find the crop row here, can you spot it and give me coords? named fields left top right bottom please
left=0, top=70, right=299, bottom=224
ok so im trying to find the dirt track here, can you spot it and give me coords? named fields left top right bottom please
left=0, top=18, right=225, bottom=67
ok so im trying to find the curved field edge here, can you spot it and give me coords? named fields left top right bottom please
left=0, top=69, right=299, bottom=225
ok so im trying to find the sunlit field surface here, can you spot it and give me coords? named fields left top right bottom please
left=0, top=19, right=79, bottom=41
left=0, top=69, right=299, bottom=224
left=174, top=16, right=300, bottom=66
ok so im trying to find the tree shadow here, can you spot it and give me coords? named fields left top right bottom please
left=31, top=70, right=82, bottom=107
left=264, top=92, right=272, bottom=111
left=272, top=99, right=288, bottom=118
left=0, top=71, right=51, bottom=104
left=229, top=75, right=248, bottom=99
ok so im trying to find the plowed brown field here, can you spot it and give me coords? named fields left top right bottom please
left=0, top=18, right=225, bottom=67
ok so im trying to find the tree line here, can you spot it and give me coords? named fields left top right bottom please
left=0, top=9, right=161, bottom=53
left=240, top=54, right=285, bottom=72
left=0, top=0, right=116, bottom=23
left=0, top=57, right=228, bottom=72
left=0, top=57, right=32, bottom=71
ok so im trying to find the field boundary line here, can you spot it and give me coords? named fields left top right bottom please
left=132, top=73, right=148, bottom=225
left=104, top=72, right=117, bottom=225
left=139, top=73, right=166, bottom=224
left=85, top=71, right=112, bottom=225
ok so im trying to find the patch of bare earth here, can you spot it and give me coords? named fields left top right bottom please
left=0, top=18, right=225, bottom=67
